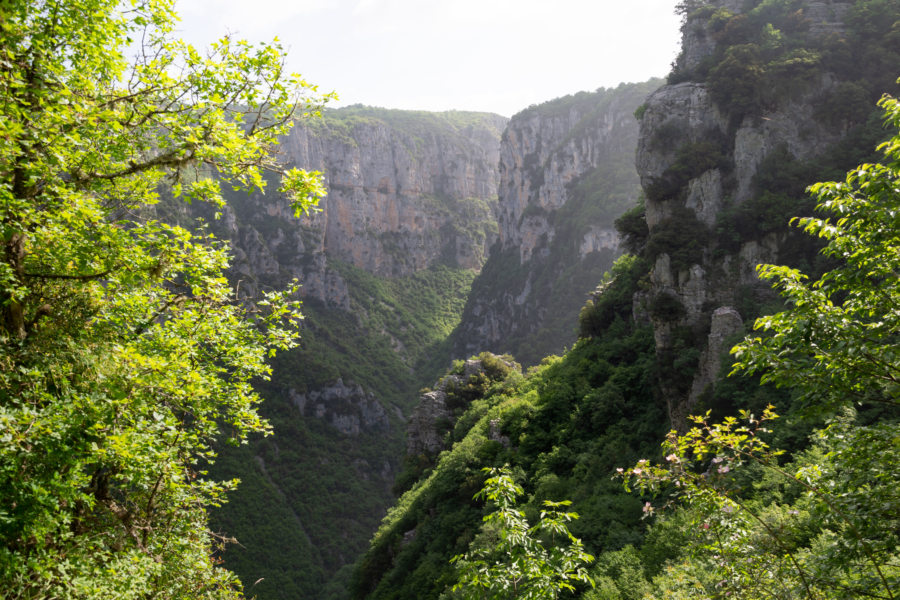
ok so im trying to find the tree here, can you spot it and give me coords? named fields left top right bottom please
left=448, top=466, right=594, bottom=599
left=732, top=93, right=900, bottom=412
left=622, top=89, right=900, bottom=599
left=0, top=1, right=331, bottom=597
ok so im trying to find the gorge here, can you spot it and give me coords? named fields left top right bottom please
left=8, top=1, right=899, bottom=598
left=207, top=1, right=900, bottom=599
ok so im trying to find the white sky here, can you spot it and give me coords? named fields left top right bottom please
left=175, top=0, right=682, bottom=117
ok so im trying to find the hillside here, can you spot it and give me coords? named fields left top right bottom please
left=352, top=0, right=900, bottom=598
left=199, top=107, right=507, bottom=600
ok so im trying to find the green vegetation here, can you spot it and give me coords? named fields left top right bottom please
left=307, top=106, right=507, bottom=151
left=0, top=0, right=328, bottom=597
left=8, top=2, right=899, bottom=600
left=644, top=205, right=710, bottom=272
left=449, top=467, right=595, bottom=599
left=208, top=262, right=480, bottom=599
left=356, top=6, right=900, bottom=597
left=715, top=114, right=890, bottom=269
left=355, top=88, right=900, bottom=599
left=673, top=0, right=899, bottom=126
left=289, top=262, right=480, bottom=404
left=644, top=138, right=729, bottom=203
left=515, top=81, right=658, bottom=123
left=645, top=0, right=900, bottom=310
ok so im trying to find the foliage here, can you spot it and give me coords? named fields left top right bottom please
left=644, top=206, right=710, bottom=273
left=660, top=0, right=900, bottom=292
left=514, top=81, right=657, bottom=121
left=671, top=0, right=899, bottom=125
left=448, top=467, right=594, bottom=599
left=209, top=262, right=481, bottom=599
left=0, top=1, right=329, bottom=597
left=614, top=200, right=649, bottom=255
left=578, top=255, right=648, bottom=339
left=625, top=408, right=900, bottom=599
left=309, top=105, right=507, bottom=149
left=644, top=140, right=728, bottom=203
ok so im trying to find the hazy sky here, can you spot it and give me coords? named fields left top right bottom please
left=176, top=0, right=682, bottom=117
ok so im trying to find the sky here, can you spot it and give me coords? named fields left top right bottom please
left=176, top=0, right=683, bottom=117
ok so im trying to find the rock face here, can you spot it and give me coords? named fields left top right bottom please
left=289, top=379, right=389, bottom=437
left=453, top=81, right=662, bottom=364
left=222, top=108, right=507, bottom=306
left=496, top=89, right=640, bottom=263
left=213, top=107, right=507, bottom=430
left=635, top=0, right=887, bottom=426
left=406, top=379, right=458, bottom=457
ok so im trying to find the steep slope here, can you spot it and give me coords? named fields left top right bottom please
left=352, top=1, right=900, bottom=598
left=634, top=0, right=899, bottom=426
left=202, top=107, right=507, bottom=600
left=223, top=107, right=505, bottom=302
left=452, top=81, right=661, bottom=365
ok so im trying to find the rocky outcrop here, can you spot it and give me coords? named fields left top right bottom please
left=497, top=89, right=641, bottom=263
left=406, top=381, right=456, bottom=456
left=636, top=0, right=881, bottom=425
left=453, top=81, right=661, bottom=364
left=676, top=0, right=849, bottom=72
left=406, top=355, right=516, bottom=456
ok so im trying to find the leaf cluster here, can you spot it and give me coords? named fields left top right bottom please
left=448, top=466, right=595, bottom=600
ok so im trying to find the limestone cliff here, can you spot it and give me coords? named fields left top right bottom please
left=635, top=0, right=898, bottom=426
left=210, top=107, right=508, bottom=433
left=221, top=107, right=506, bottom=308
left=453, top=81, right=662, bottom=365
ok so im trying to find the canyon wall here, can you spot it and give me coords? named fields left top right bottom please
left=220, top=108, right=505, bottom=307
left=634, top=0, right=897, bottom=425
left=453, top=81, right=661, bottom=365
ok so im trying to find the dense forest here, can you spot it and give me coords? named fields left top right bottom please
left=2, top=0, right=900, bottom=599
